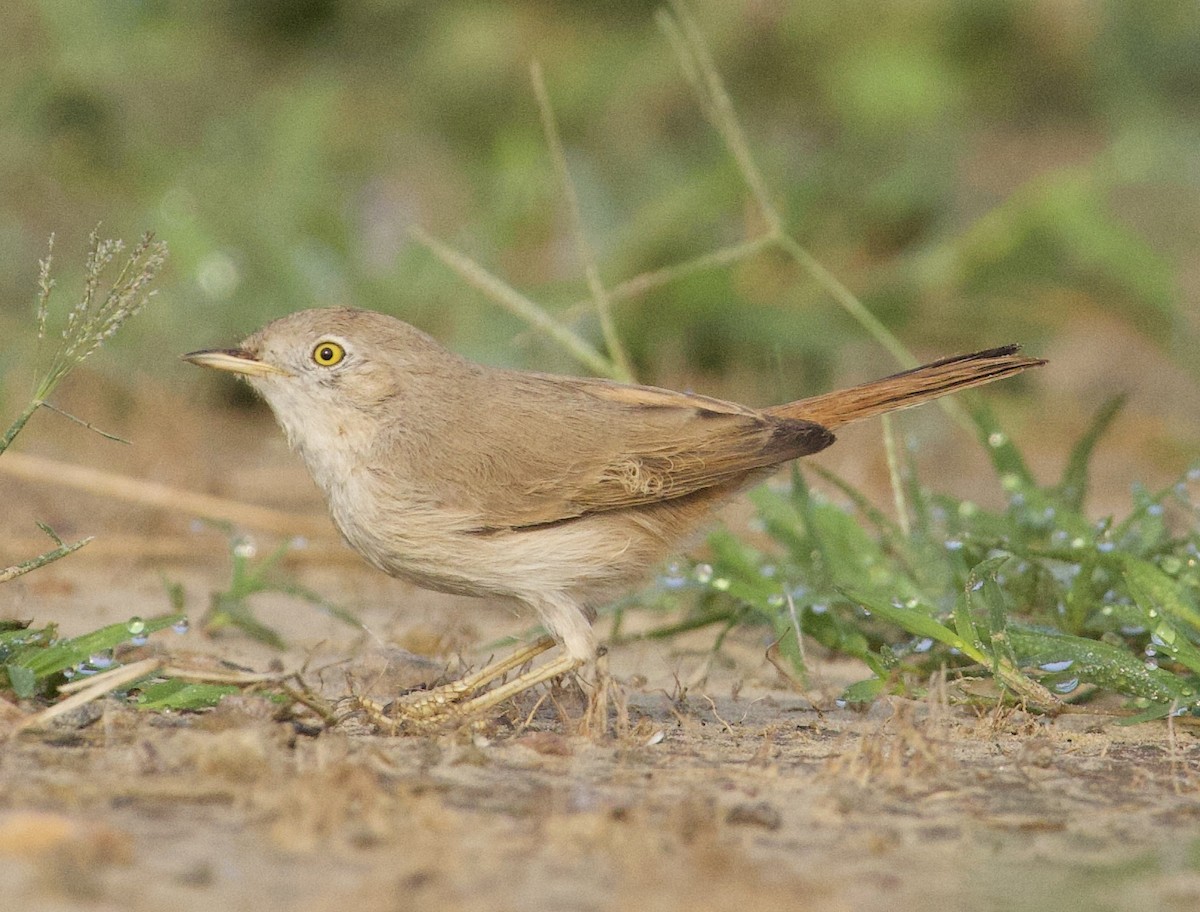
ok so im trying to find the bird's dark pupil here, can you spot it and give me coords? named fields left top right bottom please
left=321, top=347, right=333, bottom=361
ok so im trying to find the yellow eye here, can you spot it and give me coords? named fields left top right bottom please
left=312, top=340, right=345, bottom=367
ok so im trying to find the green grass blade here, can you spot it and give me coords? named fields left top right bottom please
left=4, top=664, right=37, bottom=698
left=1057, top=395, right=1125, bottom=511
left=1010, top=625, right=1195, bottom=705
left=134, top=679, right=239, bottom=711
left=971, top=402, right=1036, bottom=489
left=1123, top=555, right=1200, bottom=630
left=845, top=588, right=985, bottom=662
left=10, top=613, right=184, bottom=680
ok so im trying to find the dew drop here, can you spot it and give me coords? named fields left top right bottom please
left=89, top=652, right=115, bottom=670
left=1097, top=541, right=1115, bottom=553
left=1053, top=678, right=1080, bottom=694
left=988, top=431, right=1008, bottom=448
left=944, top=539, right=963, bottom=552
left=694, top=563, right=714, bottom=584
left=969, top=579, right=985, bottom=592
left=712, top=577, right=731, bottom=592
left=660, top=563, right=687, bottom=590
left=172, top=618, right=191, bottom=635
left=126, top=617, right=146, bottom=636
left=767, top=593, right=785, bottom=609
left=1187, top=467, right=1200, bottom=482
left=233, top=537, right=258, bottom=559
left=811, top=603, right=828, bottom=615
left=1147, top=504, right=1164, bottom=517
left=1000, top=474, right=1021, bottom=492
left=1039, top=660, right=1074, bottom=673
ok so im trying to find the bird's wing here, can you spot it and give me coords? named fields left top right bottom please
left=459, top=375, right=835, bottom=531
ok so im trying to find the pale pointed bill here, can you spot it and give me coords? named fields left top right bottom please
left=182, top=349, right=290, bottom=377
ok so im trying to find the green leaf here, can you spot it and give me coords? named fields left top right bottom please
left=967, top=555, right=1017, bottom=667
left=842, top=677, right=887, bottom=704
left=812, top=466, right=902, bottom=540
left=1057, top=395, right=1125, bottom=511
left=845, top=588, right=980, bottom=660
left=9, top=614, right=184, bottom=681
left=0, top=624, right=55, bottom=664
left=808, top=501, right=887, bottom=589
left=1123, top=556, right=1200, bottom=630
left=970, top=402, right=1035, bottom=490
left=134, top=679, right=238, bottom=711
left=5, top=663, right=36, bottom=698
left=849, top=587, right=1059, bottom=709
left=1010, top=626, right=1195, bottom=705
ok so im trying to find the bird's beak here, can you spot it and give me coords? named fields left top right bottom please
left=182, top=348, right=290, bottom=377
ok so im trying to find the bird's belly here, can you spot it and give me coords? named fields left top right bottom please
left=329, top=497, right=669, bottom=604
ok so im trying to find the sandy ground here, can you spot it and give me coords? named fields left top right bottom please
left=1, top=338, right=1199, bottom=912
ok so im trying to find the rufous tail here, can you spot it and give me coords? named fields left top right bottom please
left=769, top=345, right=1044, bottom=430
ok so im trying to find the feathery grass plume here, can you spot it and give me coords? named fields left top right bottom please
left=1, top=229, right=168, bottom=584
left=1, top=229, right=167, bottom=456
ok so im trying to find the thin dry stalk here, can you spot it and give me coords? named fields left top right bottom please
left=561, top=234, right=775, bottom=320
left=530, top=60, right=634, bottom=382
left=0, top=450, right=334, bottom=539
left=658, top=2, right=780, bottom=235
left=408, top=225, right=618, bottom=378
left=0, top=524, right=92, bottom=583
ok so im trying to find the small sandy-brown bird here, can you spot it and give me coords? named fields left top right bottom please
left=185, top=307, right=1042, bottom=727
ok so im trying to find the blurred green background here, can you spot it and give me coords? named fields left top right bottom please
left=1, top=1, right=1197, bottom=446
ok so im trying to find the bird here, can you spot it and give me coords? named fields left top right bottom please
left=184, top=307, right=1043, bottom=729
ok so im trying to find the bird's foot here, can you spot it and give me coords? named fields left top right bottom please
left=352, top=636, right=585, bottom=734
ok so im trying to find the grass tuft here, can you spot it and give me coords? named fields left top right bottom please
left=651, top=397, right=1200, bottom=718
left=179, top=532, right=361, bottom=649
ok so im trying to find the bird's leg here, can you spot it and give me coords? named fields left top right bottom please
left=430, top=634, right=559, bottom=701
